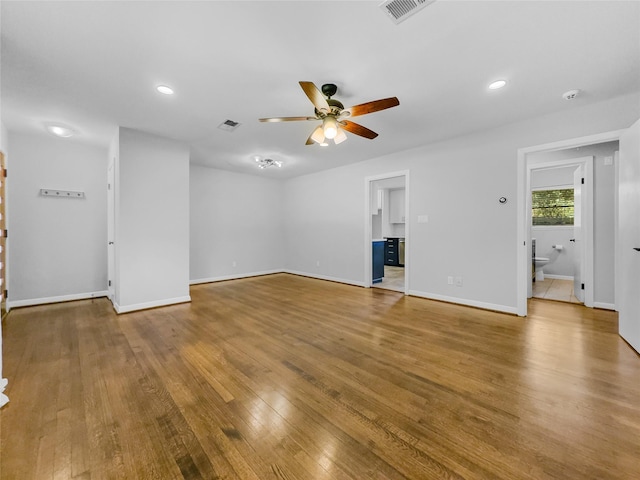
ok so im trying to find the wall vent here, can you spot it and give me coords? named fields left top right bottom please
left=379, top=0, right=437, bottom=25
left=218, top=119, right=241, bottom=132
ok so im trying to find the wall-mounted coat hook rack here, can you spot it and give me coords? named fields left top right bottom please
left=40, top=189, right=85, bottom=198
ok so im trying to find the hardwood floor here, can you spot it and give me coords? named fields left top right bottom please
left=1, top=273, right=639, bottom=479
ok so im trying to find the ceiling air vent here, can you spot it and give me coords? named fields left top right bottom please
left=379, top=0, right=437, bottom=25
left=218, top=119, right=241, bottom=132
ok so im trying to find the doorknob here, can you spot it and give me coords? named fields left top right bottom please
left=108, top=241, right=114, bottom=245
left=634, top=248, right=640, bottom=251
left=569, top=239, right=576, bottom=242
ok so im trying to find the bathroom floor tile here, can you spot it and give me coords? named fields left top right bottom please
left=533, top=278, right=581, bottom=304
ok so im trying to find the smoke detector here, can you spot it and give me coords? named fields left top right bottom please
left=379, top=0, right=437, bottom=25
left=562, top=89, right=581, bottom=100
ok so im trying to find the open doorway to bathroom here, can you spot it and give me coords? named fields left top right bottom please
left=521, top=140, right=619, bottom=310
left=365, top=171, right=409, bottom=294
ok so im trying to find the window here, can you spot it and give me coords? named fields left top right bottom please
left=532, top=188, right=574, bottom=225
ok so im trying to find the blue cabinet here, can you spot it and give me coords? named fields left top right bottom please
left=385, top=238, right=399, bottom=266
left=372, top=241, right=385, bottom=283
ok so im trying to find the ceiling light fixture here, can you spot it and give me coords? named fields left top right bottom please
left=156, top=85, right=174, bottom=95
left=323, top=116, right=338, bottom=139
left=309, top=117, right=348, bottom=146
left=488, top=79, right=507, bottom=90
left=254, top=156, right=282, bottom=169
left=46, top=124, right=75, bottom=138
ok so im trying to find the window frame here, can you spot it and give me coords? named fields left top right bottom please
left=531, top=185, right=575, bottom=227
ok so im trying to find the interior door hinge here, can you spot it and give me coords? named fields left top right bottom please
left=3, top=168, right=6, bottom=178
left=108, top=280, right=111, bottom=287
left=581, top=178, right=584, bottom=184
left=4, top=289, right=7, bottom=299
left=3, top=229, right=6, bottom=239
left=581, top=283, right=585, bottom=290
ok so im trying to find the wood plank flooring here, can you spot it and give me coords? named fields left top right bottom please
left=1, top=273, right=639, bottom=479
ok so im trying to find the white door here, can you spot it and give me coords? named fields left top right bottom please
left=618, top=119, right=640, bottom=354
left=107, top=158, right=115, bottom=301
left=573, top=165, right=584, bottom=303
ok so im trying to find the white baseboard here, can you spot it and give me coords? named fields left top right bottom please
left=7, top=290, right=109, bottom=309
left=283, top=269, right=366, bottom=288
left=408, top=290, right=518, bottom=315
left=113, top=295, right=191, bottom=314
left=545, top=274, right=574, bottom=281
left=190, top=269, right=282, bottom=285
left=593, top=302, right=616, bottom=311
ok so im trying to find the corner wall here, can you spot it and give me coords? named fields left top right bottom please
left=189, top=165, right=284, bottom=283
left=114, top=128, right=190, bottom=312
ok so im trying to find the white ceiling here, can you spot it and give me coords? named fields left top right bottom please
left=2, top=1, right=639, bottom=178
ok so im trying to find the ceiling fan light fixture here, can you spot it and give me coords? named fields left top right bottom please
left=488, top=79, right=507, bottom=90
left=334, top=128, right=348, bottom=145
left=310, top=126, right=325, bottom=144
left=323, top=116, right=338, bottom=139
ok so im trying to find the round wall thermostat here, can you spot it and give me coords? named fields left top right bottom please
left=499, top=197, right=507, bottom=204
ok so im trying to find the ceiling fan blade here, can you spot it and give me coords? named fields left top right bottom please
left=259, top=116, right=317, bottom=123
left=341, top=97, right=399, bottom=118
left=340, top=120, right=378, bottom=139
left=299, top=81, right=331, bottom=114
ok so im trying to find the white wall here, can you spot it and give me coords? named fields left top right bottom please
left=532, top=227, right=575, bottom=277
left=190, top=165, right=284, bottom=282
left=529, top=141, right=618, bottom=305
left=8, top=132, right=107, bottom=305
left=283, top=93, right=639, bottom=313
left=115, top=128, right=189, bottom=312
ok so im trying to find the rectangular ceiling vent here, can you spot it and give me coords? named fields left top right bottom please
left=379, top=0, right=437, bottom=25
left=218, top=119, right=241, bottom=132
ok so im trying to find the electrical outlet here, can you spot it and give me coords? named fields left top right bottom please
left=455, top=277, right=463, bottom=287
left=232, top=261, right=237, bottom=268
left=316, top=260, right=321, bottom=267
left=447, top=276, right=453, bottom=285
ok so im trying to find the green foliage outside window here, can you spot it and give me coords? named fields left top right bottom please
left=532, top=188, right=574, bottom=225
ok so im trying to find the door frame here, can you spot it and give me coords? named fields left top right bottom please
left=526, top=156, right=594, bottom=304
left=364, top=170, right=410, bottom=294
left=516, top=130, right=623, bottom=316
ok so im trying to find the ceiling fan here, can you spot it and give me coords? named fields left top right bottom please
left=259, top=82, right=399, bottom=145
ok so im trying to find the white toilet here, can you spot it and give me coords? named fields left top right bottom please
left=534, top=257, right=550, bottom=281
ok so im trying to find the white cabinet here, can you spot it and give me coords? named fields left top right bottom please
left=370, top=188, right=383, bottom=215
left=389, top=188, right=405, bottom=224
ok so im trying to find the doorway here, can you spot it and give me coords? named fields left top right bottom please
left=364, top=171, right=409, bottom=294
left=527, top=156, right=593, bottom=305
left=517, top=131, right=623, bottom=316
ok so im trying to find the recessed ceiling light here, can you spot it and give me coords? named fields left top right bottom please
left=156, top=85, right=174, bottom=95
left=46, top=124, right=75, bottom=138
left=488, top=80, right=507, bottom=90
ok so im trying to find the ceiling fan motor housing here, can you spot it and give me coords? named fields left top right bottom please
left=321, top=83, right=338, bottom=98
